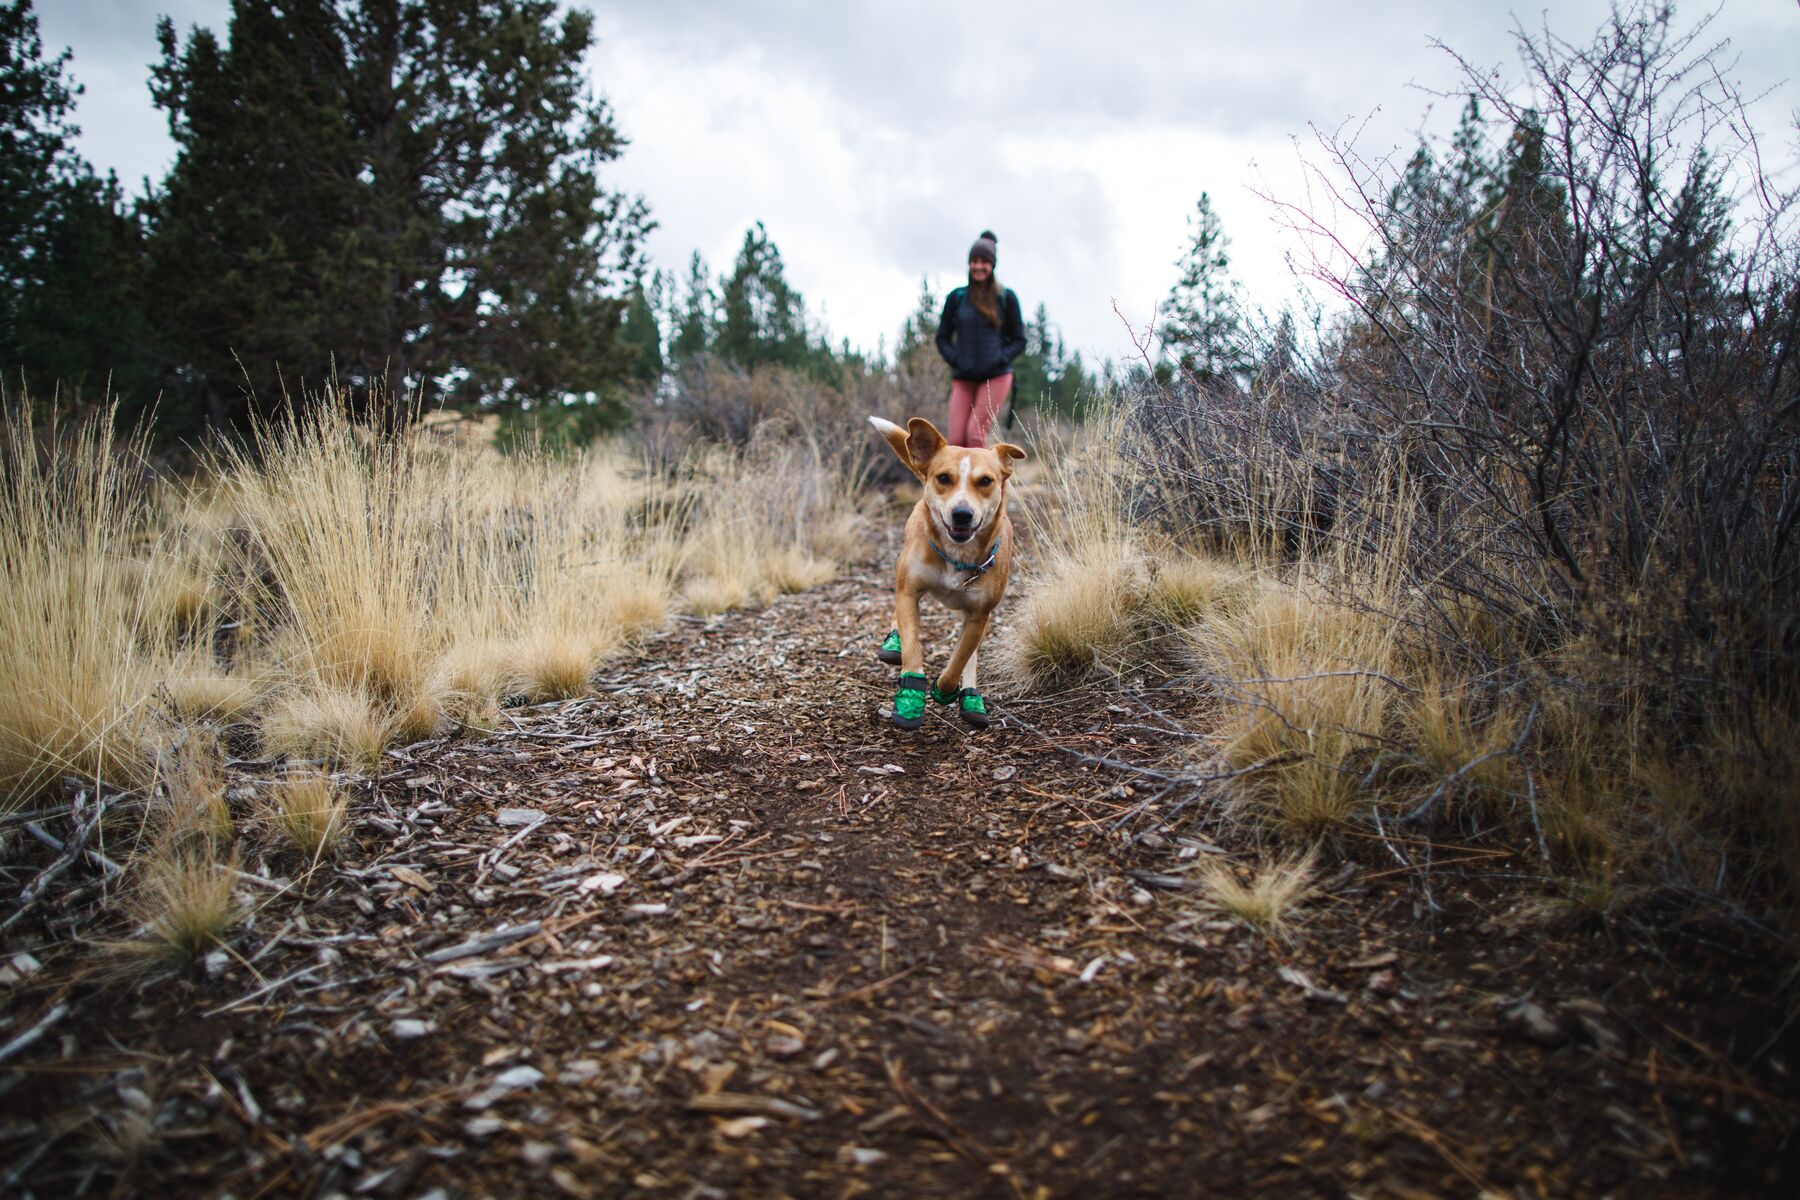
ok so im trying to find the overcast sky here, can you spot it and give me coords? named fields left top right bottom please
left=38, top=0, right=1800, bottom=367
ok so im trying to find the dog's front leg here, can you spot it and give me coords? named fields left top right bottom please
left=937, top=608, right=992, bottom=696
left=894, top=586, right=925, bottom=676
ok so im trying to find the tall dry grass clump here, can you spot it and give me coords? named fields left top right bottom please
left=1200, top=850, right=1316, bottom=939
left=995, top=404, right=1262, bottom=693
left=1193, top=580, right=1408, bottom=834
left=218, top=397, right=444, bottom=748
left=212, top=395, right=699, bottom=746
left=264, top=770, right=349, bottom=862
left=121, top=846, right=243, bottom=964
left=0, top=405, right=168, bottom=804
left=677, top=425, right=870, bottom=617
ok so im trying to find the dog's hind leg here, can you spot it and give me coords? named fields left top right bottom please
left=936, top=610, right=991, bottom=697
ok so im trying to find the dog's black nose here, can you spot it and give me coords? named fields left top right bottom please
left=950, top=506, right=974, bottom=529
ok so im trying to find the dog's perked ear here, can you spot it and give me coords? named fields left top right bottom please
left=904, top=418, right=947, bottom=474
left=992, top=442, right=1027, bottom=479
left=867, top=415, right=944, bottom=481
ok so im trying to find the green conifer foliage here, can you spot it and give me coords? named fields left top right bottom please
left=717, top=222, right=808, bottom=371
left=149, top=0, right=651, bottom=431
left=1, top=1, right=158, bottom=414
left=671, top=251, right=713, bottom=363
left=1162, top=193, right=1247, bottom=381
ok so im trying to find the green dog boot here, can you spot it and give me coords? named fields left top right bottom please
left=891, top=672, right=928, bottom=730
left=955, top=688, right=991, bottom=729
left=877, top=629, right=902, bottom=665
left=930, top=682, right=990, bottom=729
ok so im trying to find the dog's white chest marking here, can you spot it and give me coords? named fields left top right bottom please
left=910, top=527, right=995, bottom=613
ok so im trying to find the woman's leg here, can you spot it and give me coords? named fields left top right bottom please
left=946, top=379, right=979, bottom=446
left=966, top=373, right=1013, bottom=448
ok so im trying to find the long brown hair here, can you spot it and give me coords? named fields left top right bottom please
left=967, top=272, right=1003, bottom=328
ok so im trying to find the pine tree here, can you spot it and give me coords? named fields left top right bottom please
left=894, top=275, right=938, bottom=365
left=14, top=172, right=159, bottom=414
left=671, top=251, right=713, bottom=363
left=149, top=0, right=651, bottom=430
left=1010, top=302, right=1056, bottom=412
left=1161, top=193, right=1246, bottom=381
left=716, top=222, right=807, bottom=370
left=0, top=0, right=79, bottom=382
left=2, top=1, right=158, bottom=415
left=618, top=272, right=663, bottom=387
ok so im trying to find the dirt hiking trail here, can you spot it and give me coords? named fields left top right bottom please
left=3, top=540, right=1795, bottom=1198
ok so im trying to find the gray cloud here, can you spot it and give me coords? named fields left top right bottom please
left=34, top=0, right=1800, bottom=362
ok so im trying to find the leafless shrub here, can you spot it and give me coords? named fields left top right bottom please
left=1107, top=3, right=1800, bottom=932
left=1273, top=3, right=1800, bottom=685
left=639, top=359, right=915, bottom=488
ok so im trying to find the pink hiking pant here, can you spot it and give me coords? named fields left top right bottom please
left=947, top=373, right=1013, bottom=448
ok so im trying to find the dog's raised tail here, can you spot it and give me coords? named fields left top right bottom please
left=868, top=416, right=904, bottom=438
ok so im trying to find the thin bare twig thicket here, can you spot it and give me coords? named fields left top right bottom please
left=1017, top=3, right=1800, bottom=936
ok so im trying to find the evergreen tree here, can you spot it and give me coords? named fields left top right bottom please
left=671, top=251, right=713, bottom=362
left=1, top=0, right=77, bottom=389
left=716, top=222, right=807, bottom=370
left=894, top=275, right=938, bottom=365
left=1008, top=302, right=1086, bottom=421
left=1161, top=193, right=1246, bottom=381
left=618, top=272, right=663, bottom=387
left=1010, top=302, right=1057, bottom=412
left=1048, top=343, right=1088, bottom=418
left=14, top=171, right=159, bottom=415
left=1, top=1, right=157, bottom=413
left=150, top=0, right=651, bottom=430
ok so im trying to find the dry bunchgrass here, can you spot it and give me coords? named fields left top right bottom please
left=1144, top=553, right=1252, bottom=628
left=1004, top=541, right=1149, bottom=684
left=218, top=399, right=440, bottom=716
left=679, top=439, right=869, bottom=616
left=7, top=387, right=857, bottom=840
left=1404, top=676, right=1519, bottom=807
left=1192, top=581, right=1406, bottom=835
left=120, top=847, right=242, bottom=964
left=0, top=407, right=167, bottom=804
left=516, top=618, right=615, bottom=700
left=259, top=683, right=391, bottom=771
left=438, top=637, right=517, bottom=735
left=138, top=496, right=232, bottom=636
left=265, top=771, right=349, bottom=861
left=160, top=742, right=233, bottom=848
left=994, top=406, right=1168, bottom=688
left=1200, top=850, right=1316, bottom=938
left=164, top=646, right=262, bottom=723
left=213, top=400, right=696, bottom=746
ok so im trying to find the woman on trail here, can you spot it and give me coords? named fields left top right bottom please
left=936, top=231, right=1026, bottom=448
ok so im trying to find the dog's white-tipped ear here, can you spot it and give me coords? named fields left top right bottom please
left=870, top=415, right=922, bottom=477
left=904, top=418, right=946, bottom=474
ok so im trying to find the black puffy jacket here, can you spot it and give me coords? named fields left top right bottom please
left=936, top=286, right=1026, bottom=382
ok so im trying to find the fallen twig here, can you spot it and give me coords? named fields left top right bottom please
left=0, top=1000, right=70, bottom=1064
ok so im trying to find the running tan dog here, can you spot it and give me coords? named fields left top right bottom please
left=868, top=416, right=1026, bottom=730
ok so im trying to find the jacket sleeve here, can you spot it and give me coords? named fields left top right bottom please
left=1000, top=290, right=1027, bottom=367
left=935, top=290, right=959, bottom=366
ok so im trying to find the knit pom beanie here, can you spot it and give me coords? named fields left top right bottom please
left=968, top=230, right=998, bottom=265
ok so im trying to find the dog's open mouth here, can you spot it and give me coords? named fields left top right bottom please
left=947, top=527, right=976, bottom=544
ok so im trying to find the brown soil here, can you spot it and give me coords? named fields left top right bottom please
left=2, top=545, right=1796, bottom=1198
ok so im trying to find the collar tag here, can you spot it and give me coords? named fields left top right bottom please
left=929, top=532, right=1002, bottom=587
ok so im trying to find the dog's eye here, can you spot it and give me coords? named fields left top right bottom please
left=935, top=473, right=953, bottom=486
left=976, top=476, right=993, bottom=488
